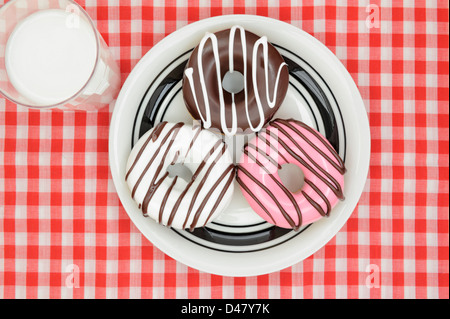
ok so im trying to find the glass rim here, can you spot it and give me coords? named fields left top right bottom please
left=0, top=0, right=101, bottom=109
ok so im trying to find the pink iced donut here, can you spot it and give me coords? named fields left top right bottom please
left=236, top=118, right=346, bottom=230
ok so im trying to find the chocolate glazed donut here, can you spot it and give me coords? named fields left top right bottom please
left=183, top=26, right=289, bottom=136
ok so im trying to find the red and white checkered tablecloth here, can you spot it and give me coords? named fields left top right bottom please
left=0, top=0, right=448, bottom=299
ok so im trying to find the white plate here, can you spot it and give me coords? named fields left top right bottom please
left=109, top=15, right=370, bottom=277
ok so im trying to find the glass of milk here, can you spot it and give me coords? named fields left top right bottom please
left=0, top=0, right=121, bottom=111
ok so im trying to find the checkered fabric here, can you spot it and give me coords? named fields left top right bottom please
left=0, top=0, right=448, bottom=299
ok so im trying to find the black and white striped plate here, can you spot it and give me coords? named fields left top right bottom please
left=110, top=15, right=370, bottom=276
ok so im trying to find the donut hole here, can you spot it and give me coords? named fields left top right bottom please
left=167, top=163, right=193, bottom=182
left=222, top=70, right=245, bottom=94
left=278, top=163, right=305, bottom=193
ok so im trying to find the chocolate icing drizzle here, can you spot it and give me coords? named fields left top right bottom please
left=126, top=122, right=235, bottom=231
left=236, top=119, right=346, bottom=231
left=183, top=26, right=289, bottom=135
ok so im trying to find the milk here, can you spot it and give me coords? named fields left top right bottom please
left=5, top=9, right=98, bottom=106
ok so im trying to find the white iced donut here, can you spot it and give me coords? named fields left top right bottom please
left=125, top=121, right=235, bottom=231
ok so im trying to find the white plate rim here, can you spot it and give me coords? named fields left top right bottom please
left=109, top=14, right=370, bottom=277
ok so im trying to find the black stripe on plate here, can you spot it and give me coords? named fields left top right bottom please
left=274, top=43, right=347, bottom=161
left=171, top=224, right=311, bottom=253
left=288, top=80, right=320, bottom=131
left=132, top=49, right=193, bottom=146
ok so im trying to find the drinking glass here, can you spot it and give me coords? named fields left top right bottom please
left=0, top=0, right=121, bottom=110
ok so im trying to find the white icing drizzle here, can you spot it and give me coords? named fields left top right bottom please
left=184, top=25, right=287, bottom=136
left=252, top=36, right=287, bottom=129
left=125, top=122, right=235, bottom=230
